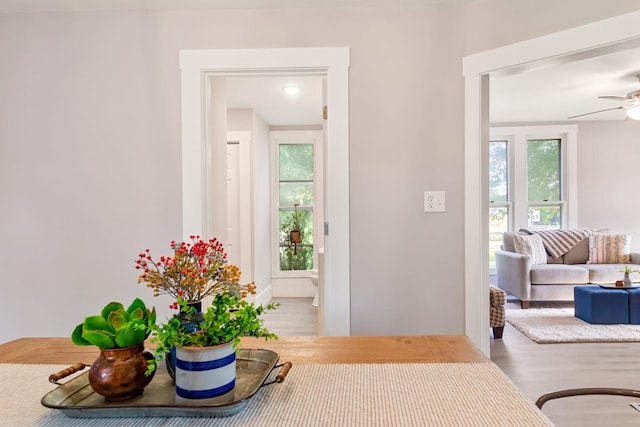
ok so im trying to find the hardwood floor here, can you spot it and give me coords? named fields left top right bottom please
left=491, top=304, right=640, bottom=426
left=262, top=297, right=318, bottom=337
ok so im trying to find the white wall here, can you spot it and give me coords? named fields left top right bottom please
left=0, top=11, right=184, bottom=338
left=1, top=4, right=639, bottom=343
left=577, top=120, right=640, bottom=246
left=227, top=108, right=273, bottom=304
left=0, top=6, right=468, bottom=342
left=465, top=0, right=640, bottom=54
left=250, top=111, right=272, bottom=304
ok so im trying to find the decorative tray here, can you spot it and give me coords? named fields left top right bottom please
left=599, top=284, right=639, bottom=289
left=41, top=348, right=291, bottom=418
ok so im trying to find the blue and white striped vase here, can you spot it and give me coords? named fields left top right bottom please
left=166, top=301, right=204, bottom=381
left=174, top=341, right=236, bottom=399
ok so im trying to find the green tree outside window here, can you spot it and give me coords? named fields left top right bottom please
left=278, top=144, right=314, bottom=271
left=527, top=139, right=561, bottom=228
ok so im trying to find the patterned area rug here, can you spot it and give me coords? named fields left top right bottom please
left=506, top=308, right=640, bottom=343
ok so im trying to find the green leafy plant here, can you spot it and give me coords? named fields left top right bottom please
left=146, top=292, right=278, bottom=375
left=71, top=298, right=156, bottom=349
left=280, top=245, right=314, bottom=271
left=618, top=265, right=640, bottom=275
left=280, top=204, right=315, bottom=262
left=288, top=203, right=302, bottom=233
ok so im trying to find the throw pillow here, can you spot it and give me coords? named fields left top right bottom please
left=587, top=233, right=632, bottom=264
left=513, top=234, right=547, bottom=265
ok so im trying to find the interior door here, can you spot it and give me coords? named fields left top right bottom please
left=226, top=141, right=240, bottom=265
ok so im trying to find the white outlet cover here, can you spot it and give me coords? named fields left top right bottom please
left=424, top=191, right=445, bottom=213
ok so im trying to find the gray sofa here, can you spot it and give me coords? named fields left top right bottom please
left=495, top=231, right=640, bottom=308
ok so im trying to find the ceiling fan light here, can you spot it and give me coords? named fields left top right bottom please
left=627, top=106, right=640, bottom=120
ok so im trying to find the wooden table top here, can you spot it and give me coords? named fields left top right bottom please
left=0, top=335, right=487, bottom=365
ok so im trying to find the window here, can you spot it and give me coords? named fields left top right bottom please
left=488, top=125, right=577, bottom=270
left=271, top=131, right=323, bottom=275
left=489, top=140, right=509, bottom=270
left=278, top=143, right=314, bottom=271
left=527, top=139, right=561, bottom=230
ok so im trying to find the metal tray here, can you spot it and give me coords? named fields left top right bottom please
left=599, top=284, right=639, bottom=289
left=41, top=348, right=290, bottom=418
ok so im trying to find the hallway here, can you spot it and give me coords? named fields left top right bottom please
left=262, top=297, right=318, bottom=337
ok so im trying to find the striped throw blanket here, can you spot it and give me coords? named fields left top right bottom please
left=520, top=228, right=596, bottom=259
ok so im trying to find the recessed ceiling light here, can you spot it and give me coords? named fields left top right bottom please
left=283, top=86, right=301, bottom=95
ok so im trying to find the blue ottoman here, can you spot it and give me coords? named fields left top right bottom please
left=626, top=287, right=640, bottom=324
left=574, top=286, right=629, bottom=324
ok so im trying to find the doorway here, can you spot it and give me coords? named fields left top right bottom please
left=464, top=10, right=640, bottom=355
left=179, top=47, right=351, bottom=336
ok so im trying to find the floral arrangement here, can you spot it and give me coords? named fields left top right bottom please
left=135, top=236, right=256, bottom=304
left=145, top=291, right=278, bottom=375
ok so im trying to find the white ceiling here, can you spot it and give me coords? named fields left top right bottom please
left=226, top=75, right=324, bottom=126
left=490, top=46, right=640, bottom=123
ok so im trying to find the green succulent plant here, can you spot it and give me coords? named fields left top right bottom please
left=71, top=298, right=156, bottom=349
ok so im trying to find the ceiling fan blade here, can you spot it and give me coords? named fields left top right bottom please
left=568, top=106, right=624, bottom=119
left=598, top=95, right=632, bottom=102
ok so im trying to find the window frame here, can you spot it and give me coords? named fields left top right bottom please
left=526, top=138, right=564, bottom=230
left=488, top=125, right=578, bottom=271
left=270, top=130, right=323, bottom=278
left=488, top=138, right=513, bottom=271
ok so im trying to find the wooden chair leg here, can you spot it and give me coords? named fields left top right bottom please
left=521, top=300, right=530, bottom=309
left=492, top=326, right=504, bottom=339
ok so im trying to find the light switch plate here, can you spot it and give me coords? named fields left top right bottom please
left=424, top=191, right=445, bottom=213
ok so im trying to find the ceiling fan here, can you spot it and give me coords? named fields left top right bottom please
left=568, top=74, right=640, bottom=120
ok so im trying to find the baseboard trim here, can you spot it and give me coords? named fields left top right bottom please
left=272, top=277, right=316, bottom=298
left=249, top=284, right=273, bottom=306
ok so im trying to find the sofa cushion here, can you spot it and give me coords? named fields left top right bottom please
left=581, top=264, right=620, bottom=283
left=502, top=231, right=520, bottom=253
left=563, top=238, right=589, bottom=265
left=587, top=233, right=631, bottom=264
left=523, top=228, right=595, bottom=259
left=579, top=264, right=640, bottom=284
left=503, top=231, right=563, bottom=263
left=545, top=254, right=564, bottom=264
left=530, top=264, right=589, bottom=284
left=513, top=234, right=547, bottom=265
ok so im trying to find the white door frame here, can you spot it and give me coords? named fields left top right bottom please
left=180, top=47, right=351, bottom=336
left=463, top=10, right=640, bottom=355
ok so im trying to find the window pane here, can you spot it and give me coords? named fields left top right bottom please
left=279, top=144, right=314, bottom=181
left=489, top=140, right=508, bottom=203
left=489, top=207, right=509, bottom=270
left=278, top=142, right=315, bottom=272
left=279, top=208, right=314, bottom=271
left=527, top=139, right=560, bottom=202
left=279, top=182, right=314, bottom=206
left=528, top=205, right=561, bottom=230
left=279, top=245, right=314, bottom=271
